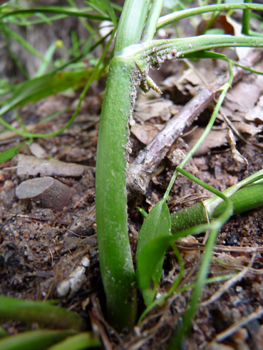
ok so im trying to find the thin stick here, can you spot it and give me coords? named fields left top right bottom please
left=215, top=307, right=263, bottom=343
left=176, top=242, right=263, bottom=254
left=200, top=253, right=255, bottom=307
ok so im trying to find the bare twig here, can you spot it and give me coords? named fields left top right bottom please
left=176, top=242, right=263, bottom=254
left=127, top=50, right=263, bottom=194
left=213, top=307, right=263, bottom=343
left=200, top=253, right=255, bottom=307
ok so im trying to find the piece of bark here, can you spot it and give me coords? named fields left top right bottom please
left=16, top=154, right=92, bottom=178
left=15, top=176, right=73, bottom=211
left=127, top=50, right=263, bottom=194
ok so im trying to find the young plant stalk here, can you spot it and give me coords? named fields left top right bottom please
left=95, top=0, right=154, bottom=331
left=0, top=296, right=87, bottom=331
left=171, top=174, right=263, bottom=233
left=95, top=56, right=138, bottom=331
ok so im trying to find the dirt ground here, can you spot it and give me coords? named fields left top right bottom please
left=1, top=6, right=263, bottom=350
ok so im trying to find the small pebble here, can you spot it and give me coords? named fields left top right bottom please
left=4, top=180, right=14, bottom=190
left=15, top=176, right=73, bottom=211
left=29, top=143, right=47, bottom=159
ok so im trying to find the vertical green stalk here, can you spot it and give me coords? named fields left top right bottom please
left=96, top=0, right=158, bottom=332
left=242, top=0, right=252, bottom=35
left=114, top=0, right=151, bottom=53
left=96, top=57, right=137, bottom=331
left=141, top=0, right=165, bottom=42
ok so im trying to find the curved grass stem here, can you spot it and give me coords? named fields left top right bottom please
left=157, top=3, right=263, bottom=29
left=0, top=296, right=87, bottom=331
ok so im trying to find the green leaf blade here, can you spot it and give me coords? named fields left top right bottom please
left=136, top=199, right=171, bottom=306
left=0, top=330, right=76, bottom=350
left=46, top=332, right=101, bottom=350
left=0, top=142, right=24, bottom=163
left=0, top=68, right=101, bottom=117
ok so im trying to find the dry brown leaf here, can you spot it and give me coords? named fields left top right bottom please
left=37, top=95, right=68, bottom=118
left=245, top=95, right=263, bottom=123
left=177, top=235, right=200, bottom=264
left=197, top=14, right=234, bottom=36
left=166, top=138, right=189, bottom=166
left=29, top=143, right=47, bottom=159
left=227, top=129, right=247, bottom=165
left=232, top=121, right=261, bottom=135
left=226, top=16, right=253, bottom=60
left=162, top=58, right=217, bottom=96
left=183, top=127, right=228, bottom=156
left=223, top=79, right=263, bottom=115
left=222, top=67, right=263, bottom=121
left=134, top=98, right=175, bottom=122
left=131, top=124, right=162, bottom=145
left=162, top=68, right=204, bottom=97
left=213, top=253, right=248, bottom=267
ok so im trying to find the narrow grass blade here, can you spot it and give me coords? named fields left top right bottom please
left=100, top=0, right=117, bottom=26
left=136, top=199, right=171, bottom=306
left=47, top=332, right=101, bottom=350
left=0, top=23, right=29, bottom=78
left=0, top=24, right=44, bottom=61
left=0, top=330, right=76, bottom=350
left=0, top=142, right=24, bottom=163
left=0, top=79, right=15, bottom=96
left=182, top=50, right=226, bottom=59
left=0, top=7, right=109, bottom=22
left=157, top=3, right=263, bottom=29
left=0, top=326, right=7, bottom=338
left=0, top=68, right=101, bottom=117
left=136, top=210, right=232, bottom=295
left=0, top=296, right=87, bottom=331
left=113, top=0, right=151, bottom=53
left=35, top=42, right=57, bottom=77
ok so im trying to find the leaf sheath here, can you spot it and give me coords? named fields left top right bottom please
left=95, top=56, right=138, bottom=331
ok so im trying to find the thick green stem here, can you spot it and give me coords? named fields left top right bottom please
left=95, top=57, right=138, bottom=331
left=141, top=0, right=165, bottom=42
left=96, top=0, right=165, bottom=332
left=157, top=3, right=263, bottom=29
left=114, top=0, right=151, bottom=54
left=0, top=296, right=87, bottom=331
left=242, top=0, right=252, bottom=35
left=47, top=333, right=101, bottom=350
left=171, top=183, right=263, bottom=233
left=0, top=330, right=76, bottom=350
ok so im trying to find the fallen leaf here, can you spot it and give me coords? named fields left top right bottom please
left=227, top=129, right=247, bottom=165
left=233, top=121, right=261, bottom=135
left=37, top=95, right=68, bottom=118
left=131, top=124, right=162, bottom=145
left=134, top=98, right=175, bottom=122
left=197, top=14, right=234, bottom=36
left=184, top=127, right=229, bottom=156
left=245, top=95, right=263, bottom=123
left=29, top=143, right=47, bottom=159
